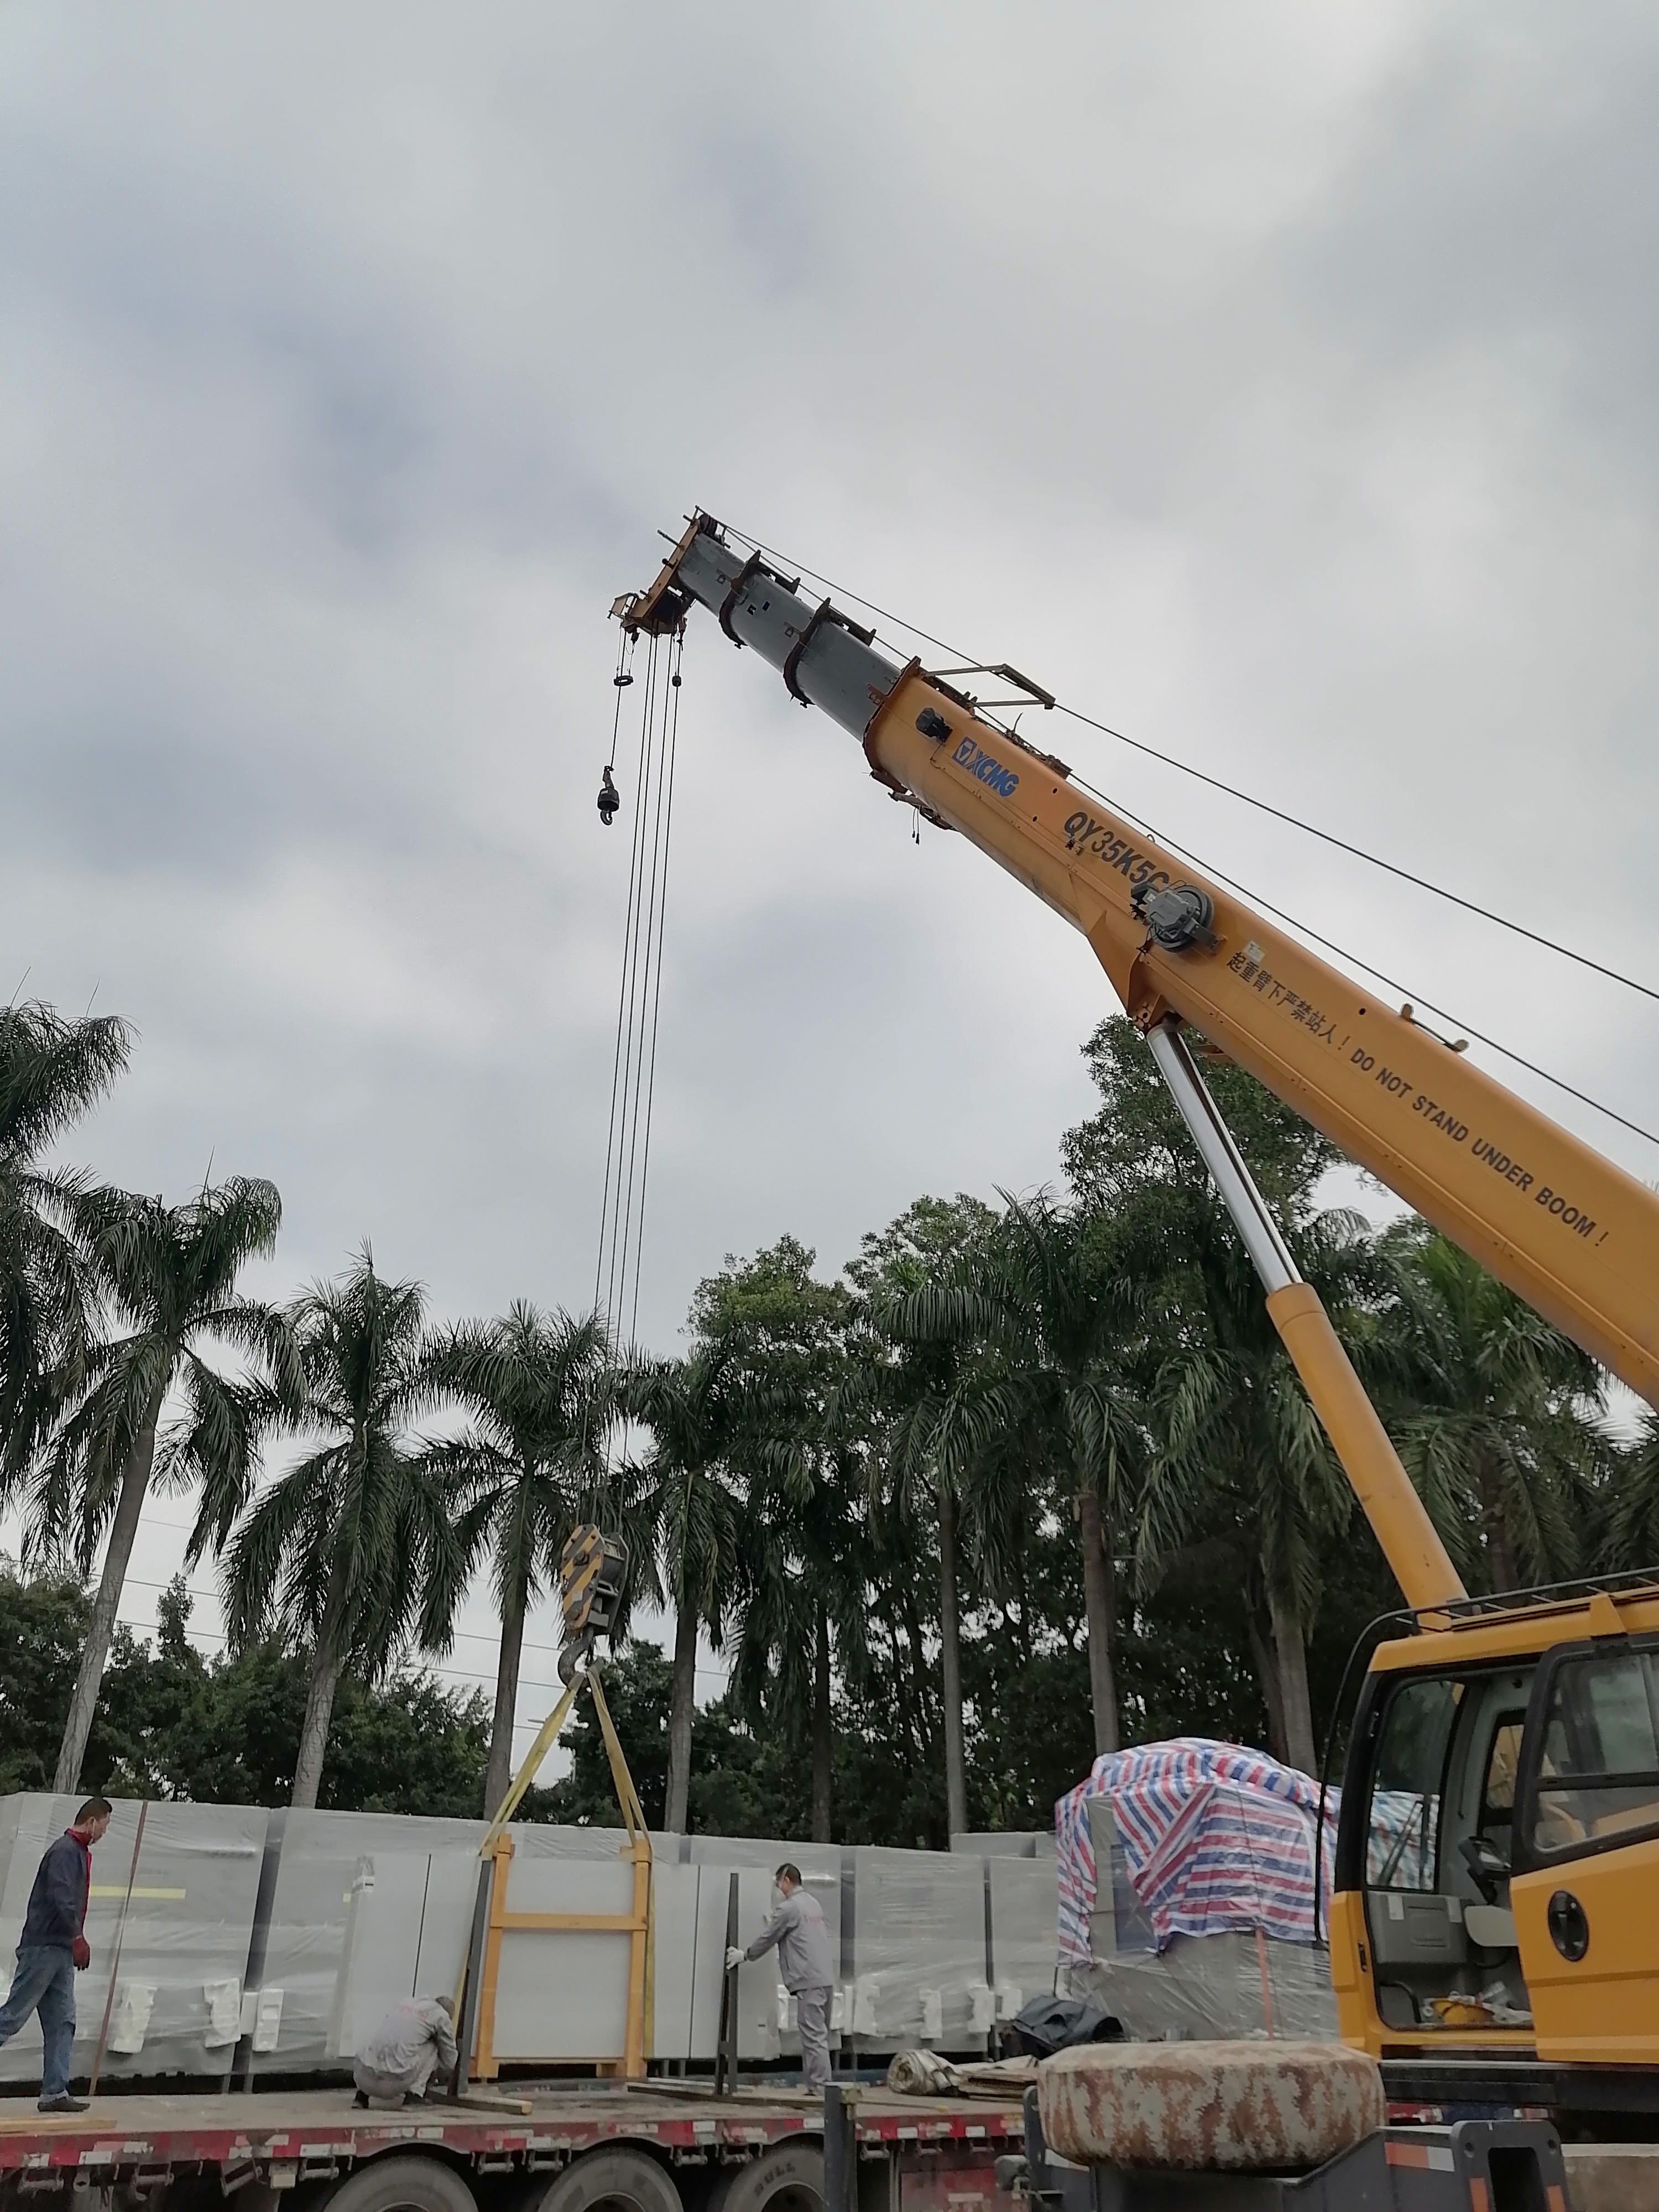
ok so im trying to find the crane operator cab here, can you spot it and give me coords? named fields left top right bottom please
left=1329, top=1573, right=1659, bottom=2067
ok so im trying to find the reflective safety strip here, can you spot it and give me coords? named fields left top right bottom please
left=1385, top=2140, right=1455, bottom=2170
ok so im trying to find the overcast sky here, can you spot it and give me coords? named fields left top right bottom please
left=5, top=3, right=1658, bottom=1767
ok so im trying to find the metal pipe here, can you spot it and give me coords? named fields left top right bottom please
left=1145, top=1019, right=1298, bottom=1292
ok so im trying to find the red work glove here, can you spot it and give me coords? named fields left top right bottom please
left=71, top=1937, right=90, bottom=1971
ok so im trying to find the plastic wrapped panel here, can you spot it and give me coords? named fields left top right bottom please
left=988, top=1858, right=1059, bottom=2023
left=849, top=1847, right=988, bottom=2052
left=0, top=1794, right=266, bottom=2083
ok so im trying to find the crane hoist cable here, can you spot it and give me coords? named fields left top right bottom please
left=593, top=625, right=684, bottom=1338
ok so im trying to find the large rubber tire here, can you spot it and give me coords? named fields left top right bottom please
left=530, top=2150, right=682, bottom=2212
left=324, top=2157, right=478, bottom=2212
left=707, top=2143, right=823, bottom=2212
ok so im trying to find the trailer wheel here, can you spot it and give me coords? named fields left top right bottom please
left=529, top=2150, right=682, bottom=2212
left=708, top=2143, right=823, bottom=2212
left=324, top=2157, right=477, bottom=2212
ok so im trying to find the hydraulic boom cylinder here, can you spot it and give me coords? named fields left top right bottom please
left=1146, top=1020, right=1466, bottom=1611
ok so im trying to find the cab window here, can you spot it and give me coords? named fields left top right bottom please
left=1477, top=1714, right=1526, bottom=1856
left=1366, top=1675, right=1460, bottom=1890
left=1528, top=1645, right=1659, bottom=1859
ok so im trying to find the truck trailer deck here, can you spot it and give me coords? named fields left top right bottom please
left=0, top=2083, right=1027, bottom=2212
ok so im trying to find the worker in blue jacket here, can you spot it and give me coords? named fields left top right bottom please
left=0, top=1797, right=113, bottom=2111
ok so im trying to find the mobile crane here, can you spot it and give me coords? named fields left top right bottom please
left=614, top=514, right=1659, bottom=2159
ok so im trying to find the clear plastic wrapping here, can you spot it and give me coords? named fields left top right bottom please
left=0, top=1794, right=267, bottom=2081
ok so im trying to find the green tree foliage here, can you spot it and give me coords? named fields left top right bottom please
left=5, top=991, right=1641, bottom=1843
left=0, top=1567, right=493, bottom=1814
left=0, top=1003, right=130, bottom=1487
left=697, top=1238, right=867, bottom=1841
left=1377, top=1224, right=1609, bottom=1592
left=425, top=1301, right=615, bottom=1817
left=28, top=1176, right=294, bottom=1793
left=223, top=1248, right=477, bottom=1809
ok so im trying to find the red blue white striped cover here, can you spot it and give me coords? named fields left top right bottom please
left=1055, top=1738, right=1389, bottom=1960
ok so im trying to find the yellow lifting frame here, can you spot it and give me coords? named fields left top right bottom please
left=453, top=1662, right=653, bottom=2080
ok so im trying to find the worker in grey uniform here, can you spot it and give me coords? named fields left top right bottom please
left=352, top=1992, right=457, bottom=2107
left=727, top=1863, right=836, bottom=2090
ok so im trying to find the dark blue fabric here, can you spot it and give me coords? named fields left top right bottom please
left=19, top=1835, right=88, bottom=1951
left=0, top=1946, right=77, bottom=2098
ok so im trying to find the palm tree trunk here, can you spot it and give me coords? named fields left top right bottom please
left=665, top=1597, right=699, bottom=1833
left=1076, top=1489, right=1119, bottom=1756
left=483, top=1571, right=529, bottom=1819
left=811, top=1603, right=833, bottom=1842
left=1247, top=1607, right=1288, bottom=1765
left=1270, top=1588, right=1318, bottom=1777
left=291, top=1562, right=349, bottom=1810
left=1478, top=1457, right=1517, bottom=1593
left=54, top=1373, right=168, bottom=1793
left=937, top=1480, right=969, bottom=1836
left=899, top=1586, right=936, bottom=1755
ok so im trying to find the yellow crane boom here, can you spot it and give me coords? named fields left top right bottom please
left=618, top=513, right=1659, bottom=1614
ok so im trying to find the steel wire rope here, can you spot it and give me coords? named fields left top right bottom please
left=597, top=637, right=655, bottom=1327
left=722, top=523, right=1659, bottom=1011
left=608, top=630, right=665, bottom=1326
left=613, top=629, right=676, bottom=1342
left=628, top=629, right=684, bottom=1348
left=593, top=629, right=646, bottom=1311
left=721, top=521, right=1659, bottom=1151
left=1096, top=786, right=1659, bottom=1152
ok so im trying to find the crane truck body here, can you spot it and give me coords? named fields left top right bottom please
left=612, top=513, right=1659, bottom=2177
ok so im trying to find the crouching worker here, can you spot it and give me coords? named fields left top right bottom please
left=727, top=1863, right=836, bottom=2091
left=352, top=1993, right=457, bottom=2108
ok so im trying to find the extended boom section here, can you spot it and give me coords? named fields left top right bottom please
left=618, top=515, right=1659, bottom=1430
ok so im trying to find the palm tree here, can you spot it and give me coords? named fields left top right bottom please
left=424, top=1301, right=615, bottom=1817
left=888, top=1194, right=1144, bottom=1757
left=620, top=1344, right=750, bottom=1834
left=686, top=1237, right=869, bottom=1841
left=1378, top=1226, right=1608, bottom=1593
left=745, top=1434, right=873, bottom=1843
left=1609, top=1412, right=1659, bottom=1572
left=222, top=1248, right=476, bottom=1809
left=853, top=1195, right=1007, bottom=1836
left=0, top=1001, right=131, bottom=1483
left=29, top=1175, right=290, bottom=1793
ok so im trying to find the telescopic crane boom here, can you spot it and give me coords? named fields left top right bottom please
left=617, top=513, right=1659, bottom=1614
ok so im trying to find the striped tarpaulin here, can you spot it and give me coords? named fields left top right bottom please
left=1054, top=1738, right=1430, bottom=1961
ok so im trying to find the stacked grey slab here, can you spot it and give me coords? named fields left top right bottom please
left=0, top=1795, right=1058, bottom=2081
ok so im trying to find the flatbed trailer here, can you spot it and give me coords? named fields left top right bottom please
left=0, top=2084, right=1027, bottom=2212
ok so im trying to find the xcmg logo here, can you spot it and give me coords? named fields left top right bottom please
left=952, top=734, right=1020, bottom=799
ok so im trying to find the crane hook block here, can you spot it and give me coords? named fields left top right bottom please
left=597, top=765, right=620, bottom=826
left=1132, top=880, right=1218, bottom=952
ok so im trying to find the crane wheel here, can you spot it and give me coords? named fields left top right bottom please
left=526, top=2149, right=682, bottom=2212
left=707, top=2142, right=823, bottom=2212
left=318, top=2156, right=477, bottom=2212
